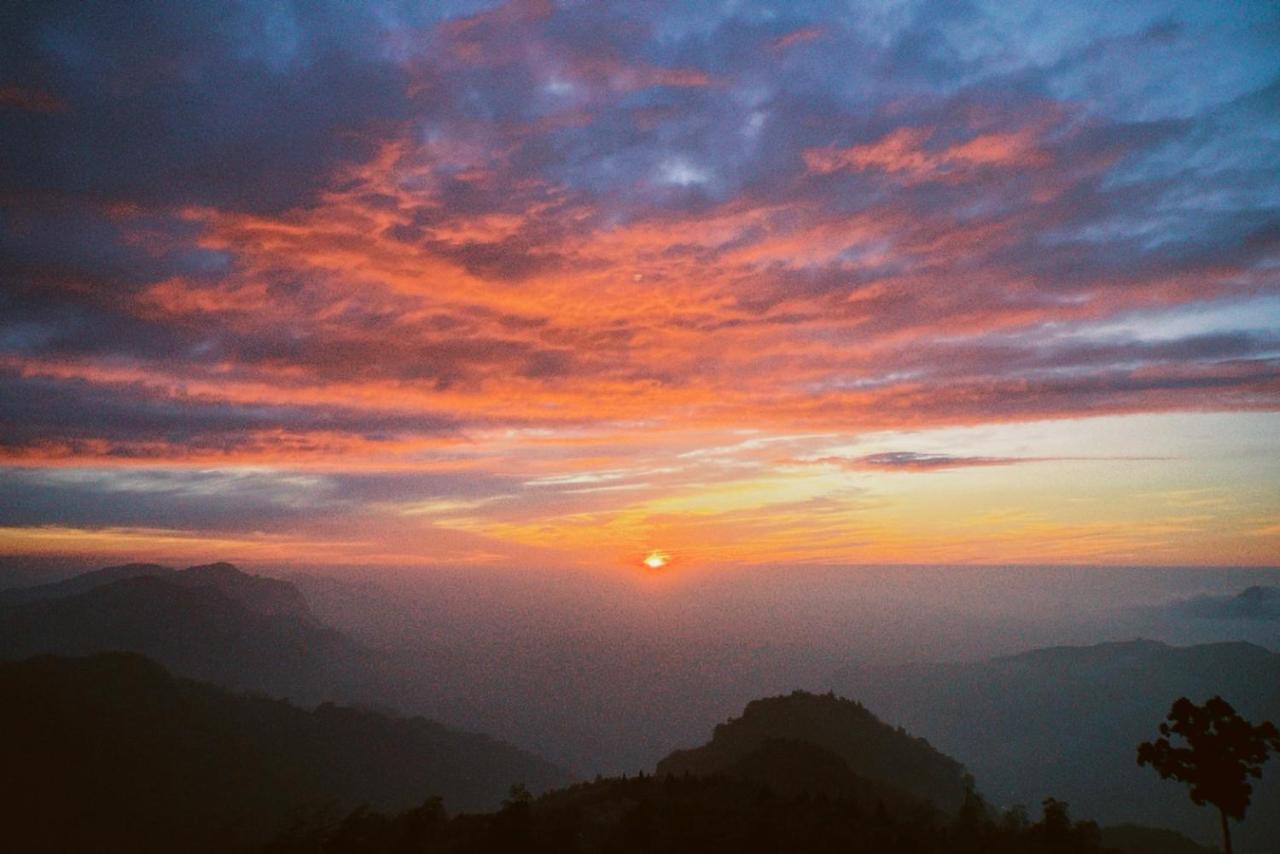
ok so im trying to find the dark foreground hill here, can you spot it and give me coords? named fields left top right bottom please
left=266, top=694, right=1213, bottom=854
left=832, top=639, right=1280, bottom=849
left=0, top=561, right=371, bottom=703
left=0, top=653, right=572, bottom=854
left=656, top=690, right=970, bottom=811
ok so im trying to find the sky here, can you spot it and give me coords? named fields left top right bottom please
left=1, top=0, right=1278, bottom=572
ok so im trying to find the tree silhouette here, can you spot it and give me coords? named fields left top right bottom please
left=1137, top=696, right=1280, bottom=854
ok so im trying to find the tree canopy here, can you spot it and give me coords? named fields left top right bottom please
left=1137, top=696, right=1280, bottom=854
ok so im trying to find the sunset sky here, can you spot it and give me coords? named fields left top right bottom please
left=2, top=0, right=1278, bottom=570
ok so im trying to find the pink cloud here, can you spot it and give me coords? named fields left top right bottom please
left=771, top=26, right=827, bottom=52
left=805, top=125, right=1050, bottom=183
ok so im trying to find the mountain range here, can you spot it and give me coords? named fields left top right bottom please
left=832, top=638, right=1280, bottom=849
left=2, top=562, right=1274, bottom=851
left=1, top=657, right=1216, bottom=854
left=0, top=561, right=577, bottom=829
left=265, top=690, right=1215, bottom=854
left=0, top=561, right=370, bottom=702
left=1, top=652, right=571, bottom=854
left=0, top=561, right=313, bottom=618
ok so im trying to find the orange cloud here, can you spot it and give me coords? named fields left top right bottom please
left=771, top=26, right=827, bottom=52
left=4, top=23, right=1276, bottom=570
left=805, top=125, right=1049, bottom=182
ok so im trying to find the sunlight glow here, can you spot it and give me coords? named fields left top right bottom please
left=644, top=551, right=670, bottom=570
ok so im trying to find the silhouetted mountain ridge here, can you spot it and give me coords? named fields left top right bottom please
left=0, top=561, right=172, bottom=605
left=0, top=560, right=314, bottom=620
left=0, top=652, right=572, bottom=854
left=178, top=561, right=316, bottom=619
left=656, top=689, right=970, bottom=811
left=0, top=562, right=360, bottom=702
left=263, top=694, right=1215, bottom=854
left=832, top=637, right=1280, bottom=849
left=1171, top=585, right=1280, bottom=621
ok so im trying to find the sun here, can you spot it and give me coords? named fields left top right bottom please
left=643, top=550, right=669, bottom=570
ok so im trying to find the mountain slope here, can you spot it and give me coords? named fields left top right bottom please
left=1172, top=585, right=1280, bottom=621
left=0, top=573, right=361, bottom=701
left=0, top=560, right=315, bottom=619
left=0, top=562, right=363, bottom=703
left=264, top=715, right=1212, bottom=853
left=0, top=561, right=172, bottom=605
left=176, top=561, right=316, bottom=619
left=831, top=639, right=1280, bottom=849
left=656, top=690, right=970, bottom=811
left=0, top=653, right=573, bottom=854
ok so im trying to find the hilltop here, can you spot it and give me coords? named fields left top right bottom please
left=656, top=690, right=970, bottom=811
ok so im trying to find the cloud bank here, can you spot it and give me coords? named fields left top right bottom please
left=2, top=0, right=1277, bottom=566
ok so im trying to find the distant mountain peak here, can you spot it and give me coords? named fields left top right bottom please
left=169, top=562, right=315, bottom=621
